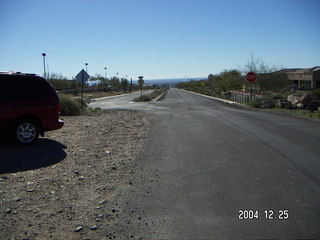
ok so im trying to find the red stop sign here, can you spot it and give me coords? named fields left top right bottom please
left=246, top=72, right=256, bottom=83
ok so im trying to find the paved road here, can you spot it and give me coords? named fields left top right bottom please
left=105, top=88, right=320, bottom=239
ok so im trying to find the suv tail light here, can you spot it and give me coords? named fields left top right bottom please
left=57, top=103, right=62, bottom=115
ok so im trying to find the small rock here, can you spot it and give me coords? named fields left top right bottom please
left=27, top=189, right=35, bottom=192
left=75, top=226, right=83, bottom=232
left=129, top=181, right=133, bottom=185
left=74, top=170, right=79, bottom=175
left=112, top=166, right=117, bottom=170
left=99, top=200, right=106, bottom=204
left=90, top=225, right=98, bottom=230
left=138, top=216, right=142, bottom=220
left=79, top=176, right=85, bottom=180
left=5, top=209, right=11, bottom=214
left=111, top=208, right=117, bottom=213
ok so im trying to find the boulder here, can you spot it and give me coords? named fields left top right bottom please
left=306, top=100, right=320, bottom=111
left=287, top=93, right=319, bottom=108
left=301, top=93, right=318, bottom=107
left=278, top=99, right=292, bottom=108
left=287, top=93, right=305, bottom=105
left=260, top=99, right=275, bottom=108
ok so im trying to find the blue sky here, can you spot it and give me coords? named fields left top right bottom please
left=0, top=0, right=319, bottom=80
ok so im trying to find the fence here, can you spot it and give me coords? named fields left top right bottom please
left=230, top=91, right=261, bottom=103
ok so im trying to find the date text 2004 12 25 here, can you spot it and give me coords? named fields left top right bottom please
left=239, top=210, right=289, bottom=220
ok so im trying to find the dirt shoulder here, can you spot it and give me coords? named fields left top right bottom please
left=0, top=110, right=153, bottom=240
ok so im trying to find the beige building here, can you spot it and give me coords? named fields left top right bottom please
left=277, top=66, right=320, bottom=89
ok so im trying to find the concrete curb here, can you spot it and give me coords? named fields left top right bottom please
left=152, top=90, right=169, bottom=103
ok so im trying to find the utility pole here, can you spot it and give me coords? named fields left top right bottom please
left=42, top=53, right=46, bottom=78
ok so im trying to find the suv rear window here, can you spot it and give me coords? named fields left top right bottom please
left=0, top=75, right=51, bottom=101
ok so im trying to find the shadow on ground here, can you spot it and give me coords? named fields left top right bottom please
left=0, top=138, right=67, bottom=174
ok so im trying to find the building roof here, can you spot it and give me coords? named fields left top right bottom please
left=274, top=66, right=320, bottom=74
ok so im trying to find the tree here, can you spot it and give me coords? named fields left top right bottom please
left=211, top=69, right=242, bottom=91
left=47, top=73, right=73, bottom=90
left=109, top=76, right=120, bottom=90
left=90, top=74, right=108, bottom=91
left=243, top=55, right=289, bottom=94
left=121, top=78, right=129, bottom=93
left=49, top=73, right=67, bottom=80
left=208, top=74, right=214, bottom=81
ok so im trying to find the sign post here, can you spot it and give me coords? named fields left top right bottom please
left=76, top=69, right=90, bottom=108
left=246, top=72, right=256, bottom=101
left=138, top=76, right=144, bottom=101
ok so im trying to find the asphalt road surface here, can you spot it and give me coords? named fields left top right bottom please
left=96, top=88, right=320, bottom=239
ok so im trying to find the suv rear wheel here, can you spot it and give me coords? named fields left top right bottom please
left=14, top=120, right=40, bottom=145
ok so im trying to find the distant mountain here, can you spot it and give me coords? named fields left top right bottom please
left=88, top=77, right=206, bottom=87
left=135, top=77, right=206, bottom=86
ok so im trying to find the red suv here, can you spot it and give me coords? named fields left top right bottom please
left=0, top=72, right=64, bottom=145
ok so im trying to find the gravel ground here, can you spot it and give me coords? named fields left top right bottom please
left=0, top=110, right=153, bottom=240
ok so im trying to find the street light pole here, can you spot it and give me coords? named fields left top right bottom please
left=42, top=53, right=46, bottom=78
left=104, top=67, right=107, bottom=91
left=130, top=78, right=132, bottom=92
left=85, top=63, right=88, bottom=73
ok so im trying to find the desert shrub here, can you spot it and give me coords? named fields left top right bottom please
left=248, top=98, right=275, bottom=108
left=273, top=94, right=284, bottom=100
left=59, top=95, right=82, bottom=116
left=248, top=98, right=262, bottom=108
left=74, top=98, right=88, bottom=108
left=284, top=103, right=294, bottom=109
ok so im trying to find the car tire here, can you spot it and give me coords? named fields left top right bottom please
left=14, top=119, right=40, bottom=145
